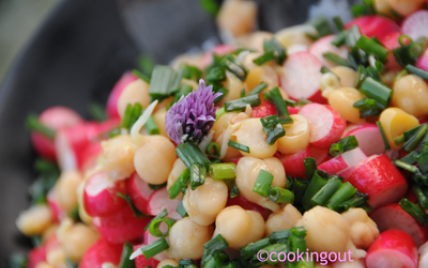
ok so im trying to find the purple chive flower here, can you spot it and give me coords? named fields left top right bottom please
left=166, top=79, right=222, bottom=145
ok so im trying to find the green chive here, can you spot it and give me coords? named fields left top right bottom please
left=201, top=0, right=220, bottom=16
left=269, top=87, right=289, bottom=116
left=307, top=15, right=333, bottom=39
left=400, top=198, right=428, bottom=227
left=402, top=124, right=428, bottom=152
left=268, top=186, right=294, bottom=204
left=179, top=259, right=194, bottom=266
left=288, top=226, right=307, bottom=252
left=413, top=185, right=428, bottom=210
left=393, top=159, right=419, bottom=173
left=270, top=229, right=291, bottom=243
left=400, top=150, right=419, bottom=165
left=209, top=163, right=236, bottom=180
left=263, top=38, right=287, bottom=65
left=206, top=142, right=221, bottom=158
left=149, top=66, right=181, bottom=101
left=168, top=169, right=190, bottom=199
left=129, top=103, right=143, bottom=129
left=240, top=89, right=246, bottom=98
left=263, top=123, right=286, bottom=145
left=176, top=200, right=188, bottom=218
left=26, top=115, right=55, bottom=139
left=256, top=244, right=288, bottom=265
left=353, top=98, right=381, bottom=118
left=228, top=140, right=250, bottom=153
left=366, top=66, right=383, bottom=82
left=240, top=237, right=271, bottom=260
left=253, top=51, right=276, bottom=66
left=181, top=64, right=203, bottom=81
left=132, top=69, right=150, bottom=84
left=204, top=234, right=229, bottom=251
left=301, top=170, right=329, bottom=210
left=144, top=115, right=160, bottom=135
left=311, top=177, right=343, bottom=206
left=417, top=151, right=428, bottom=174
left=304, top=157, right=317, bottom=180
left=223, top=55, right=248, bottom=81
left=149, top=218, right=176, bottom=237
left=175, top=142, right=211, bottom=169
left=248, top=82, right=268, bottom=96
left=230, top=183, right=240, bottom=198
left=118, top=242, right=135, bottom=268
left=253, top=170, right=274, bottom=197
left=338, top=192, right=369, bottom=211
left=141, top=238, right=169, bottom=259
left=215, top=106, right=226, bottom=121
left=148, top=182, right=166, bottom=191
left=290, top=179, right=309, bottom=205
left=360, top=77, right=392, bottom=109
left=329, top=136, right=359, bottom=157
left=172, top=84, right=193, bottom=104
left=326, top=182, right=358, bottom=211
left=323, top=52, right=354, bottom=68
left=224, top=95, right=261, bottom=112
left=190, top=163, right=206, bottom=190
left=331, top=30, right=348, bottom=47
left=377, top=121, right=391, bottom=150
left=406, top=65, right=428, bottom=81
left=88, top=102, right=107, bottom=122
left=206, top=66, right=226, bottom=83
left=355, top=36, right=389, bottom=62
left=333, top=16, right=345, bottom=31
left=144, top=209, right=167, bottom=231
left=116, top=193, right=146, bottom=218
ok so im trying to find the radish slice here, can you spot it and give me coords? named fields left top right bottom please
left=402, top=10, right=428, bottom=41
left=298, top=104, right=346, bottom=149
left=309, top=146, right=331, bottom=165
left=126, top=173, right=155, bottom=215
left=366, top=230, right=418, bottom=268
left=346, top=154, right=408, bottom=209
left=318, top=147, right=367, bottom=175
left=79, top=239, right=123, bottom=268
left=379, top=32, right=402, bottom=70
left=133, top=244, right=160, bottom=268
left=226, top=195, right=272, bottom=220
left=416, top=48, right=428, bottom=72
left=276, top=147, right=312, bottom=178
left=251, top=101, right=277, bottom=118
left=28, top=245, right=46, bottom=268
left=79, top=142, right=102, bottom=173
left=342, top=123, right=386, bottom=156
left=280, top=52, right=324, bottom=102
left=370, top=203, right=428, bottom=247
left=106, top=72, right=138, bottom=118
left=147, top=187, right=181, bottom=220
left=83, top=172, right=127, bottom=217
left=346, top=15, right=400, bottom=39
left=309, top=35, right=349, bottom=69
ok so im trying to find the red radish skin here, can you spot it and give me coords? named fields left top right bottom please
left=366, top=230, right=418, bottom=268
left=298, top=104, right=346, bottom=149
left=309, top=35, right=349, bottom=69
left=147, top=187, right=181, bottom=220
left=31, top=106, right=83, bottom=160
left=318, top=148, right=367, bottom=175
left=405, top=190, right=418, bottom=204
left=342, top=123, right=386, bottom=156
left=346, top=15, right=400, bottom=40
left=47, top=190, right=65, bottom=222
left=106, top=71, right=138, bottom=118
left=79, top=239, right=123, bottom=268
left=380, top=32, right=402, bottom=70
left=402, top=10, right=428, bottom=41
left=127, top=173, right=155, bottom=215
left=276, top=147, right=312, bottom=178
left=288, top=107, right=300, bottom=115
left=251, top=101, right=277, bottom=118
left=79, top=142, right=102, bottom=173
left=83, top=171, right=127, bottom=217
left=417, top=48, right=428, bottom=72
left=280, top=52, right=324, bottom=102
left=28, top=245, right=46, bottom=268
left=134, top=244, right=160, bottom=268
left=309, top=146, right=331, bottom=165
left=346, top=154, right=408, bottom=209
left=226, top=195, right=272, bottom=220
left=200, top=44, right=237, bottom=68
left=370, top=204, right=428, bottom=247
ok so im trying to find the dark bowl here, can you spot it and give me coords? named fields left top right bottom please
left=0, top=0, right=356, bottom=262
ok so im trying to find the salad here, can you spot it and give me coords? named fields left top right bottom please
left=11, top=0, right=428, bottom=267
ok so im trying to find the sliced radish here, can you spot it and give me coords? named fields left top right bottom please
left=346, top=154, right=408, bottom=209
left=200, top=44, right=237, bottom=68
left=309, top=146, right=331, bottom=165
left=251, top=100, right=277, bottom=118
left=79, top=239, right=123, bottom=268
left=370, top=203, right=428, bottom=247
left=142, top=230, right=170, bottom=261
left=147, top=187, right=181, bottom=220
left=280, top=52, right=324, bottom=103
left=318, top=147, right=367, bottom=175
left=402, top=10, right=428, bottom=41
left=134, top=244, right=160, bottom=268
left=379, top=32, right=402, bottom=70
left=276, top=147, right=311, bottom=178
left=416, top=48, right=428, bottom=72
left=309, top=35, right=349, bottom=69
left=226, top=195, right=272, bottom=220
left=298, top=103, right=346, bottom=149
left=28, top=245, right=46, bottom=268
left=79, top=142, right=102, bottom=173
left=342, top=123, right=386, bottom=156
left=83, top=171, right=127, bottom=217
left=47, top=190, right=65, bottom=222
left=346, top=15, right=400, bottom=40
left=126, top=173, right=154, bottom=215
left=106, top=71, right=138, bottom=118
left=288, top=107, right=300, bottom=114
left=366, top=230, right=418, bottom=268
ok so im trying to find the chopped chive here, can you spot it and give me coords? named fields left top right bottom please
left=224, top=94, right=261, bottom=112
left=118, top=242, right=135, bottom=268
left=353, top=98, right=381, bottom=118
left=331, top=30, right=348, bottom=47
left=176, top=200, right=188, bottom=217
left=201, top=0, right=220, bottom=16
left=204, top=234, right=229, bottom=251
left=190, top=163, right=207, bottom=190
left=66, top=259, right=78, bottom=268
left=413, top=185, right=428, bottom=210
left=253, top=170, right=274, bottom=197
left=333, top=16, right=344, bottom=31
left=248, top=82, right=268, bottom=96
left=377, top=121, right=391, bottom=150
left=26, top=115, right=55, bottom=139
left=304, top=157, right=317, bottom=180
left=355, top=36, right=389, bottom=62
left=132, top=69, right=150, bottom=83
left=206, top=66, right=226, bottom=82
left=269, top=87, right=289, bottom=116
left=140, top=238, right=169, bottom=259
left=360, top=77, right=392, bottom=108
left=121, top=104, right=133, bottom=129
left=206, top=142, right=221, bottom=158
left=253, top=51, right=276, bottom=66
left=394, top=159, right=418, bottom=173
left=268, top=186, right=294, bottom=204
left=179, top=259, right=194, bottom=266
left=215, top=106, right=226, bottom=121
left=209, top=163, right=236, bottom=180
left=116, top=193, right=147, bottom=218
left=172, top=84, right=193, bottom=104
left=307, top=15, right=333, bottom=40
left=288, top=226, right=307, bottom=252
left=290, top=179, right=309, bottom=205
left=366, top=66, right=383, bottom=82
left=402, top=124, right=428, bottom=152
left=149, top=217, right=176, bottom=237
left=346, top=25, right=361, bottom=48
left=270, top=229, right=291, bottom=243
left=240, top=89, right=246, bottom=98
left=88, top=102, right=107, bottom=122
left=417, top=151, right=428, bottom=174
left=223, top=55, right=248, bottom=81
left=168, top=169, right=190, bottom=199
left=329, top=136, right=359, bottom=157
left=405, top=65, right=428, bottom=81
left=175, top=142, right=211, bottom=169
left=148, top=182, right=166, bottom=191
left=394, top=135, right=406, bottom=145
left=130, top=103, right=143, bottom=129
left=149, top=66, right=181, bottom=101
left=262, top=123, right=285, bottom=145
left=400, top=198, right=428, bottom=227
left=323, top=52, right=354, bottom=68
left=326, top=182, right=358, bottom=211
left=230, top=183, right=240, bottom=198
left=311, top=177, right=343, bottom=206
left=181, top=64, right=203, bottom=81
left=228, top=140, right=250, bottom=153
left=400, top=150, right=419, bottom=165
left=338, top=192, right=368, bottom=211
left=240, top=237, right=271, bottom=260
left=144, top=209, right=167, bottom=231
left=263, top=38, right=287, bottom=65
left=144, top=115, right=160, bottom=135
left=301, top=170, right=329, bottom=210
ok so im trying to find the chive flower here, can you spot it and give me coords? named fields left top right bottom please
left=166, top=79, right=221, bottom=144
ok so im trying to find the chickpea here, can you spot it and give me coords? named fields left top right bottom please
left=216, top=0, right=257, bottom=37
left=277, top=115, right=310, bottom=154
left=265, top=204, right=303, bottom=236
left=245, top=66, right=279, bottom=96
left=275, top=25, right=315, bottom=48
left=233, top=118, right=278, bottom=158
left=215, top=132, right=242, bottom=161
left=16, top=204, right=53, bottom=236
left=236, top=157, right=286, bottom=211
left=331, top=66, right=358, bottom=88
left=387, top=0, right=425, bottom=16
left=183, top=177, right=228, bottom=226
left=46, top=247, right=66, bottom=268
left=153, top=107, right=168, bottom=137
left=167, top=158, right=187, bottom=192
left=155, top=96, right=174, bottom=113
left=212, top=112, right=249, bottom=141
left=157, top=259, right=179, bottom=268
left=168, top=217, right=213, bottom=260
left=392, top=74, right=428, bottom=118
left=341, top=208, right=379, bottom=249
left=100, top=134, right=135, bottom=181
left=76, top=180, right=92, bottom=225
left=134, top=135, right=176, bottom=185
left=117, top=79, right=150, bottom=118
left=218, top=71, right=246, bottom=106
left=214, top=205, right=265, bottom=249
left=42, top=224, right=59, bottom=242
left=379, top=107, right=420, bottom=150
left=55, top=171, right=82, bottom=212
left=327, top=87, right=365, bottom=124
left=320, top=73, right=341, bottom=98
left=374, top=0, right=392, bottom=15
left=302, top=206, right=351, bottom=253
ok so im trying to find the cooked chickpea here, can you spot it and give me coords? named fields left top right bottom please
left=374, top=0, right=392, bottom=15
left=387, top=0, right=425, bottom=16
left=275, top=25, right=315, bottom=48
left=134, top=135, right=176, bottom=185
left=215, top=132, right=242, bottom=161
left=55, top=171, right=82, bottom=212
left=214, top=205, right=265, bottom=249
left=16, top=204, right=53, bottom=236
left=57, top=219, right=99, bottom=262
left=235, top=157, right=286, bottom=211
left=168, top=217, right=213, bottom=260
left=320, top=72, right=341, bottom=98
left=265, top=204, right=303, bottom=236
left=245, top=66, right=279, bottom=95
left=233, top=118, right=278, bottom=158
left=167, top=158, right=187, bottom=192
left=218, top=71, right=246, bottom=105
left=277, top=115, right=310, bottom=154
left=392, top=74, right=428, bottom=118
left=327, top=87, right=365, bottom=124
left=100, top=134, right=135, bottom=181
left=157, top=259, right=179, bottom=268
left=212, top=112, right=249, bottom=141
left=216, top=0, right=257, bottom=37
left=341, top=208, right=379, bottom=249
left=183, top=177, right=228, bottom=226
left=42, top=224, right=59, bottom=242
left=117, top=79, right=150, bottom=118
left=302, top=206, right=351, bottom=253
left=331, top=66, right=358, bottom=88
left=153, top=107, right=168, bottom=137
left=379, top=107, right=420, bottom=150
left=46, top=247, right=66, bottom=268
left=76, top=180, right=92, bottom=225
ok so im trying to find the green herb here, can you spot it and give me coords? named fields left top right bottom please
left=262, top=38, right=287, bottom=65
left=224, top=95, right=261, bottom=112
left=176, top=142, right=211, bottom=169
left=326, top=182, right=358, bottom=211
left=140, top=238, right=169, bottom=259
left=30, top=159, right=60, bottom=204
left=132, top=69, right=150, bottom=84
left=149, top=66, right=181, bottom=101
left=405, top=65, right=428, bottom=81
left=181, top=64, right=203, bottom=81
left=270, top=229, right=291, bottom=243
left=400, top=198, right=428, bottom=227
left=333, top=16, right=345, bottom=31
left=253, top=51, right=276, bottom=66
left=169, top=169, right=190, bottom=199
left=351, top=0, right=375, bottom=17
left=307, top=15, right=333, bottom=40
left=393, top=36, right=424, bottom=67
left=269, top=87, right=290, bottom=116
left=413, top=185, right=428, bottom=210
left=230, top=183, right=240, bottom=198
left=240, top=238, right=271, bottom=260
left=329, top=136, right=359, bottom=157
left=201, top=0, right=220, bottom=16
left=353, top=98, right=381, bottom=118
left=148, top=183, right=167, bottom=191
left=206, top=142, right=221, bottom=159
left=190, top=163, right=207, bottom=190
left=332, top=30, right=348, bottom=47
left=247, top=82, right=268, bottom=96
left=119, top=242, right=136, bottom=268
left=311, top=177, right=343, bottom=206
left=68, top=206, right=82, bottom=223
left=323, top=52, right=354, bottom=68
left=228, top=140, right=250, bottom=153
left=88, top=102, right=107, bottom=122
left=176, top=200, right=188, bottom=218
left=66, top=259, right=79, bottom=268
left=355, top=36, right=389, bottom=62
left=338, top=192, right=369, bottom=211
left=215, top=106, right=226, bottom=121
left=222, top=55, right=248, bottom=81
left=304, top=157, right=317, bottom=180
left=360, top=77, right=392, bottom=108
left=116, top=193, right=147, bottom=218
left=209, top=163, right=236, bottom=180
left=268, top=186, right=294, bottom=204
left=301, top=170, right=329, bottom=210
left=204, top=234, right=229, bottom=252
left=377, top=121, right=391, bottom=150
left=253, top=170, right=274, bottom=197
left=26, top=115, right=55, bottom=139
left=137, top=54, right=155, bottom=77
left=206, top=66, right=226, bottom=83
left=402, top=124, right=428, bottom=152
left=149, top=218, right=176, bottom=237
